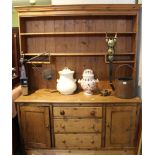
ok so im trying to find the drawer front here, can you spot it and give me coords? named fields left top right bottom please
left=53, top=107, right=102, bottom=117
left=54, top=118, right=102, bottom=133
left=55, top=134, right=101, bottom=149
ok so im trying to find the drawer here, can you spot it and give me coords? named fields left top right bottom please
left=54, top=118, right=102, bottom=133
left=55, top=133, right=101, bottom=149
left=53, top=107, right=102, bottom=117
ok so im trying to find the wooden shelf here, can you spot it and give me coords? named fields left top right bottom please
left=114, top=53, right=135, bottom=55
left=22, top=53, right=47, bottom=56
left=105, top=53, right=135, bottom=64
left=22, top=52, right=135, bottom=56
left=26, top=61, right=50, bottom=64
left=22, top=52, right=106, bottom=56
left=22, top=53, right=51, bottom=64
left=20, top=32, right=136, bottom=36
left=105, top=61, right=135, bottom=64
left=50, top=53, right=105, bottom=56
left=105, top=58, right=135, bottom=64
left=23, top=52, right=135, bottom=64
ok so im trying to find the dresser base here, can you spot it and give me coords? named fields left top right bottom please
left=25, top=149, right=136, bottom=155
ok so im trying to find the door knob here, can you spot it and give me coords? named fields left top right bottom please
left=91, top=124, right=95, bottom=129
left=60, top=110, right=65, bottom=115
left=90, top=111, right=96, bottom=116
left=106, top=123, right=111, bottom=128
left=91, top=140, right=94, bottom=144
left=61, top=124, right=65, bottom=129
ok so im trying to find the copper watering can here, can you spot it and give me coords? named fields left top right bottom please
left=114, top=64, right=136, bottom=99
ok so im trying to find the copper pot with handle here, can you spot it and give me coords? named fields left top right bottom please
left=114, top=64, right=136, bottom=99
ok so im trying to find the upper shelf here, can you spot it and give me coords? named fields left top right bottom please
left=20, top=32, right=136, bottom=36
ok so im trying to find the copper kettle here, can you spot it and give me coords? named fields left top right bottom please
left=114, top=64, right=136, bottom=99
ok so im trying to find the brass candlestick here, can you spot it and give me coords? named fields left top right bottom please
left=105, top=33, right=117, bottom=62
left=105, top=33, right=117, bottom=91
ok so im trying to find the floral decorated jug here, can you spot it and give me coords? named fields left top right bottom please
left=57, top=67, right=77, bottom=95
left=78, top=69, right=99, bottom=95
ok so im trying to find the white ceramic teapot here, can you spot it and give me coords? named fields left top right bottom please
left=57, top=67, right=77, bottom=95
left=78, top=69, right=99, bottom=95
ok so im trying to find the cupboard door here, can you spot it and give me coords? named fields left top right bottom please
left=20, top=106, right=51, bottom=149
left=105, top=106, right=138, bottom=148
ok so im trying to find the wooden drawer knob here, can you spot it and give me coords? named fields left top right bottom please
left=62, top=140, right=66, bottom=144
left=61, top=124, right=65, bottom=129
left=60, top=110, right=65, bottom=115
left=91, top=124, right=95, bottom=129
left=90, top=111, right=96, bottom=116
left=91, top=140, right=94, bottom=144
left=106, top=123, right=111, bottom=128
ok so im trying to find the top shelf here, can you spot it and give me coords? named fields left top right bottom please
left=20, top=32, right=136, bottom=36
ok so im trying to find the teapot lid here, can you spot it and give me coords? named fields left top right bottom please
left=59, top=67, right=74, bottom=74
left=82, top=69, right=94, bottom=77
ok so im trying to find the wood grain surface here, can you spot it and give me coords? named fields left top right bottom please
left=15, top=89, right=141, bottom=104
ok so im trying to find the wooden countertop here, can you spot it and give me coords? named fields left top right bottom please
left=15, top=89, right=141, bottom=104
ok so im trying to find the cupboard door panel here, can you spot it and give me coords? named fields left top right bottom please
left=55, top=133, right=101, bottom=149
left=105, top=106, right=138, bottom=148
left=54, top=118, right=102, bottom=133
left=20, top=106, right=51, bottom=149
